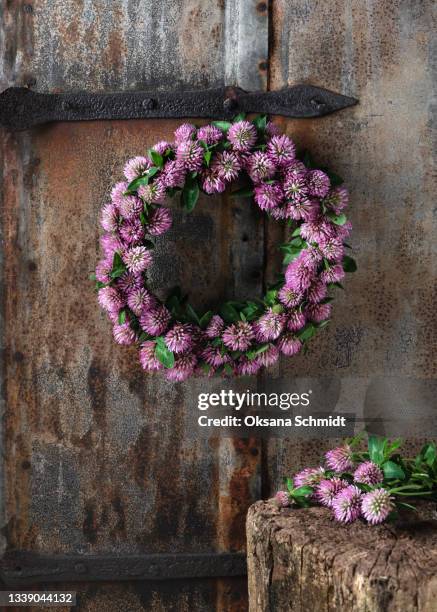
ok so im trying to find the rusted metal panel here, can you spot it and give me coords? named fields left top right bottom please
left=266, top=0, right=437, bottom=485
left=0, top=1, right=269, bottom=610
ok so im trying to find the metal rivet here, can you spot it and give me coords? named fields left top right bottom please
left=310, top=98, right=326, bottom=109
left=142, top=98, right=154, bottom=110
left=223, top=97, right=238, bottom=112
left=257, top=1, right=267, bottom=13
left=258, top=60, right=268, bottom=72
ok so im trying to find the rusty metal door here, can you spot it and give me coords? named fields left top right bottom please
left=0, top=1, right=268, bottom=610
left=1, top=1, right=435, bottom=611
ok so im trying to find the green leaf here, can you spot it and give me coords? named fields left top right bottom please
left=397, top=501, right=417, bottom=512
left=203, top=150, right=212, bottom=166
left=149, top=150, right=164, bottom=168
left=252, top=115, right=267, bottom=131
left=196, top=311, right=212, bottom=330
left=325, top=170, right=344, bottom=186
left=232, top=112, right=246, bottom=123
left=246, top=344, right=270, bottom=360
left=212, top=120, right=232, bottom=133
left=422, top=442, right=437, bottom=467
left=327, top=212, right=347, bottom=226
left=302, top=150, right=315, bottom=168
left=264, top=289, right=278, bottom=307
left=343, top=255, right=357, bottom=273
left=154, top=337, right=175, bottom=369
left=292, top=486, right=313, bottom=497
left=220, top=302, right=240, bottom=324
left=286, top=478, right=294, bottom=493
left=297, top=324, right=317, bottom=342
left=184, top=303, right=200, bottom=325
left=291, top=226, right=301, bottom=238
left=118, top=309, right=127, bottom=325
left=368, top=435, right=386, bottom=465
left=383, top=460, right=406, bottom=480
left=89, top=272, right=96, bottom=281
left=224, top=363, right=234, bottom=376
left=230, top=186, right=254, bottom=198
left=181, top=178, right=200, bottom=213
left=110, top=251, right=127, bottom=279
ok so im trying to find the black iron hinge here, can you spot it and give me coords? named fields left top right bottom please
left=0, top=85, right=357, bottom=131
left=0, top=551, right=246, bottom=586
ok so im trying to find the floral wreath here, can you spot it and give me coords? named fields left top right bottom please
left=93, top=115, right=356, bottom=382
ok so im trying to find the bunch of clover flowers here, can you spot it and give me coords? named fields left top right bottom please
left=275, top=434, right=437, bottom=525
left=93, top=114, right=356, bottom=382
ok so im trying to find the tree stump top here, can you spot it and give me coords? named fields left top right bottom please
left=246, top=500, right=437, bottom=612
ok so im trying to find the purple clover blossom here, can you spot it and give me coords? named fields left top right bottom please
left=278, top=285, right=303, bottom=308
left=140, top=305, right=171, bottom=336
left=283, top=171, right=308, bottom=202
left=255, top=309, right=286, bottom=341
left=270, top=205, right=288, bottom=221
left=266, top=135, right=296, bottom=167
left=123, top=156, right=151, bottom=182
left=307, top=302, right=331, bottom=325
left=111, top=181, right=129, bottom=207
left=138, top=181, right=166, bottom=204
left=361, top=488, right=394, bottom=525
left=176, top=139, right=204, bottom=172
left=152, top=140, right=172, bottom=156
left=275, top=490, right=290, bottom=508
left=300, top=220, right=335, bottom=244
left=237, top=356, right=262, bottom=376
left=254, top=182, right=283, bottom=211
left=118, top=194, right=143, bottom=219
left=287, top=310, right=306, bottom=332
left=161, top=159, right=186, bottom=188
left=165, top=323, right=193, bottom=354
left=100, top=234, right=123, bottom=258
left=320, top=264, right=345, bottom=284
left=266, top=121, right=281, bottom=137
left=258, top=345, right=279, bottom=367
left=165, top=353, right=197, bottom=382
left=285, top=198, right=319, bottom=222
left=222, top=321, right=254, bottom=351
left=200, top=167, right=226, bottom=194
left=228, top=120, right=257, bottom=152
left=95, top=257, right=113, bottom=284
left=205, top=315, right=225, bottom=339
left=324, top=186, right=349, bottom=214
left=354, top=461, right=384, bottom=486
left=100, top=202, right=119, bottom=232
left=197, top=125, right=223, bottom=145
left=116, top=271, right=143, bottom=296
left=113, top=322, right=136, bottom=345
left=307, top=170, right=330, bottom=198
left=147, top=207, right=172, bottom=236
left=306, top=279, right=328, bottom=304
left=246, top=152, right=276, bottom=182
left=98, top=286, right=125, bottom=313
left=332, top=485, right=362, bottom=523
left=325, top=444, right=354, bottom=472
left=201, top=346, right=230, bottom=368
left=119, top=219, right=145, bottom=245
left=318, top=238, right=344, bottom=263
left=277, top=333, right=302, bottom=356
left=315, top=477, right=349, bottom=508
left=127, top=287, right=156, bottom=316
left=211, top=151, right=241, bottom=182
left=139, top=341, right=163, bottom=372
left=122, top=246, right=153, bottom=274
left=283, top=160, right=307, bottom=177
left=333, top=220, right=352, bottom=240
left=285, top=256, right=316, bottom=293
left=174, top=123, right=196, bottom=144
left=294, top=467, right=325, bottom=488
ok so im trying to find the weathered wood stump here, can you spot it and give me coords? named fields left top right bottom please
left=247, top=500, right=437, bottom=612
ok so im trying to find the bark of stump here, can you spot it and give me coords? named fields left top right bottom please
left=246, top=500, right=437, bottom=612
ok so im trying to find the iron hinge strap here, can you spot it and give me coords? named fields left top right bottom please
left=0, top=85, right=357, bottom=131
left=0, top=551, right=246, bottom=585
